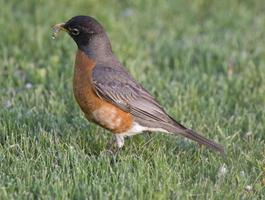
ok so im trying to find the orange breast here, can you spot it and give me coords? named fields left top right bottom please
left=73, top=50, right=133, bottom=133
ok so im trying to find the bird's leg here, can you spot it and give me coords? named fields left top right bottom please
left=115, top=135, right=125, bottom=149
left=106, top=135, right=124, bottom=153
left=106, top=136, right=115, bottom=150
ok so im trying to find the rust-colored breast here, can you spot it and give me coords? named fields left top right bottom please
left=73, top=50, right=133, bottom=133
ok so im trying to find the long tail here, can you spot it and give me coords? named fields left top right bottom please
left=165, top=118, right=224, bottom=154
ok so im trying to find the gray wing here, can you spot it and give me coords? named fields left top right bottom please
left=92, top=64, right=224, bottom=154
left=92, top=64, right=173, bottom=124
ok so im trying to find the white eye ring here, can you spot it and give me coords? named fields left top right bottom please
left=70, top=28, right=80, bottom=36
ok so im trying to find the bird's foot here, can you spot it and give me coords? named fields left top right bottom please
left=105, top=135, right=124, bottom=154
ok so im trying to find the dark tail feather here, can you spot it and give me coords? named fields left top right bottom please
left=165, top=120, right=224, bottom=154
left=180, top=128, right=224, bottom=154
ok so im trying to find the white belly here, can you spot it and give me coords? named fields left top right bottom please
left=119, top=122, right=168, bottom=137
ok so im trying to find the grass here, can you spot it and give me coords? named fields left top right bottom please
left=0, top=0, right=265, bottom=199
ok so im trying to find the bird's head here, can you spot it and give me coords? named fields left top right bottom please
left=52, top=15, right=105, bottom=48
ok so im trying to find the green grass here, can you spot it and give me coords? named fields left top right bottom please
left=0, top=0, right=265, bottom=199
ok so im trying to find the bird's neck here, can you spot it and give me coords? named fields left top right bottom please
left=78, top=33, right=113, bottom=60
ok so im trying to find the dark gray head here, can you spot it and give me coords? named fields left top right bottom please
left=53, top=16, right=112, bottom=58
left=63, top=16, right=104, bottom=47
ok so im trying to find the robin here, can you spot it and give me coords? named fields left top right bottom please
left=52, top=16, right=224, bottom=154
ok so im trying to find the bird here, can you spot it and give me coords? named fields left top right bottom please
left=52, top=15, right=224, bottom=154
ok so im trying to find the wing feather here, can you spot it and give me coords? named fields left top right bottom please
left=92, top=64, right=172, bottom=123
left=91, top=64, right=224, bottom=153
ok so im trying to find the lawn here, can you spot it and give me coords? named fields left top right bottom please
left=0, top=0, right=264, bottom=199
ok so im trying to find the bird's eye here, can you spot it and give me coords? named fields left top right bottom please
left=70, top=28, right=80, bottom=36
